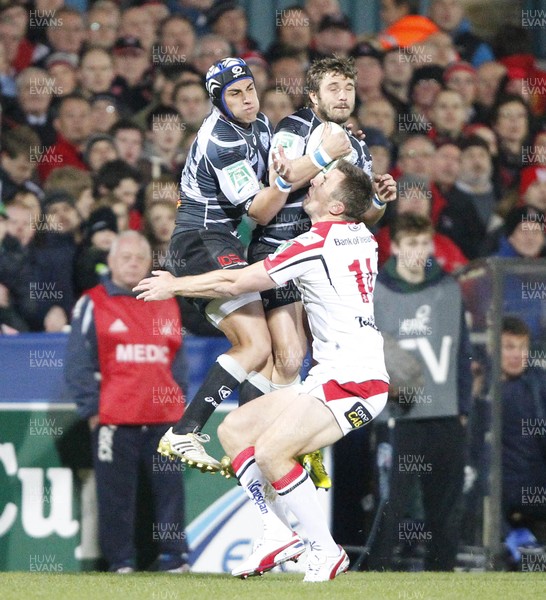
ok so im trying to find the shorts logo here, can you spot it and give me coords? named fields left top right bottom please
left=217, top=253, right=246, bottom=267
left=218, top=386, right=232, bottom=400
left=344, top=402, right=372, bottom=429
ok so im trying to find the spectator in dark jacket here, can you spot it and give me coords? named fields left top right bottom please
left=487, top=207, right=546, bottom=343
left=0, top=125, right=43, bottom=203
left=0, top=200, right=35, bottom=332
left=24, top=190, right=81, bottom=331
left=499, top=317, right=546, bottom=535
left=2, top=67, right=57, bottom=146
left=470, top=317, right=546, bottom=559
left=494, top=206, right=545, bottom=259
left=94, top=159, right=142, bottom=231
left=110, top=36, right=154, bottom=113
left=74, top=205, right=118, bottom=296
left=490, top=95, right=532, bottom=196
left=438, top=135, right=500, bottom=259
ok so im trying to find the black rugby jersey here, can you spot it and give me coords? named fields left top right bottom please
left=173, top=108, right=272, bottom=234
left=253, top=107, right=373, bottom=246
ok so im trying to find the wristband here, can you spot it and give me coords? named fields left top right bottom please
left=372, top=195, right=386, bottom=210
left=274, top=175, right=292, bottom=193
left=310, top=145, right=333, bottom=169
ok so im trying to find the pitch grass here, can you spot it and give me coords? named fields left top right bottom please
left=0, top=572, right=545, bottom=600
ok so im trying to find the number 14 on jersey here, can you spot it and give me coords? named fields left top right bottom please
left=349, top=259, right=374, bottom=303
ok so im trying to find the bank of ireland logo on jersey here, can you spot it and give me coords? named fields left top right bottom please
left=225, top=159, right=260, bottom=198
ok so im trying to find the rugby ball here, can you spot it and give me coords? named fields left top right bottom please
left=306, top=121, right=352, bottom=172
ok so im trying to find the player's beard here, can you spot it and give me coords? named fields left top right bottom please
left=315, top=99, right=353, bottom=125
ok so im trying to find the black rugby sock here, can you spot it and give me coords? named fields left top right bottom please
left=237, top=371, right=272, bottom=406
left=173, top=355, right=247, bottom=434
left=238, top=381, right=264, bottom=405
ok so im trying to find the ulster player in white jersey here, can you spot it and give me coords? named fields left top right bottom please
left=265, top=218, right=386, bottom=388
left=248, top=56, right=396, bottom=489
left=134, top=161, right=389, bottom=582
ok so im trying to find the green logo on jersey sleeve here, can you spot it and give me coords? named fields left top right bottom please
left=224, top=160, right=259, bottom=198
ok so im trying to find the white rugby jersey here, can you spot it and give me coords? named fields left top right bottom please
left=173, top=107, right=272, bottom=234
left=253, top=107, right=374, bottom=246
left=264, top=220, right=388, bottom=383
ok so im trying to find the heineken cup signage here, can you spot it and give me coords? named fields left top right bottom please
left=0, top=411, right=84, bottom=571
left=0, top=334, right=329, bottom=572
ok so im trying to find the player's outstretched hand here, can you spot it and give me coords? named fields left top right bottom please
left=373, top=173, right=397, bottom=204
left=133, top=270, right=176, bottom=301
left=272, top=144, right=295, bottom=182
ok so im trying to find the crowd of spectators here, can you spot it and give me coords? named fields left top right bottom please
left=0, top=0, right=545, bottom=333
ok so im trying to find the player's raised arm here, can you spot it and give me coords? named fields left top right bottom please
left=268, top=122, right=352, bottom=191
left=246, top=146, right=295, bottom=225
left=133, top=262, right=275, bottom=302
left=361, top=172, right=398, bottom=226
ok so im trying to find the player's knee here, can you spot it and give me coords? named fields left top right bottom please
left=273, top=346, right=305, bottom=380
left=217, top=420, right=228, bottom=447
left=253, top=442, right=274, bottom=474
left=237, top=334, right=271, bottom=367
left=218, top=413, right=238, bottom=452
left=271, top=332, right=306, bottom=375
left=253, top=340, right=271, bottom=366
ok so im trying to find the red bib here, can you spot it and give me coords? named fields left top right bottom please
left=87, top=285, right=184, bottom=425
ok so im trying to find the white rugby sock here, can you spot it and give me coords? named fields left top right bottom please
left=272, top=462, right=338, bottom=555
left=270, top=374, right=301, bottom=391
left=232, top=447, right=293, bottom=540
left=246, top=371, right=273, bottom=394
left=217, top=353, right=248, bottom=383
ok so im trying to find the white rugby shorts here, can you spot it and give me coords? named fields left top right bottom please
left=300, top=371, right=389, bottom=435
